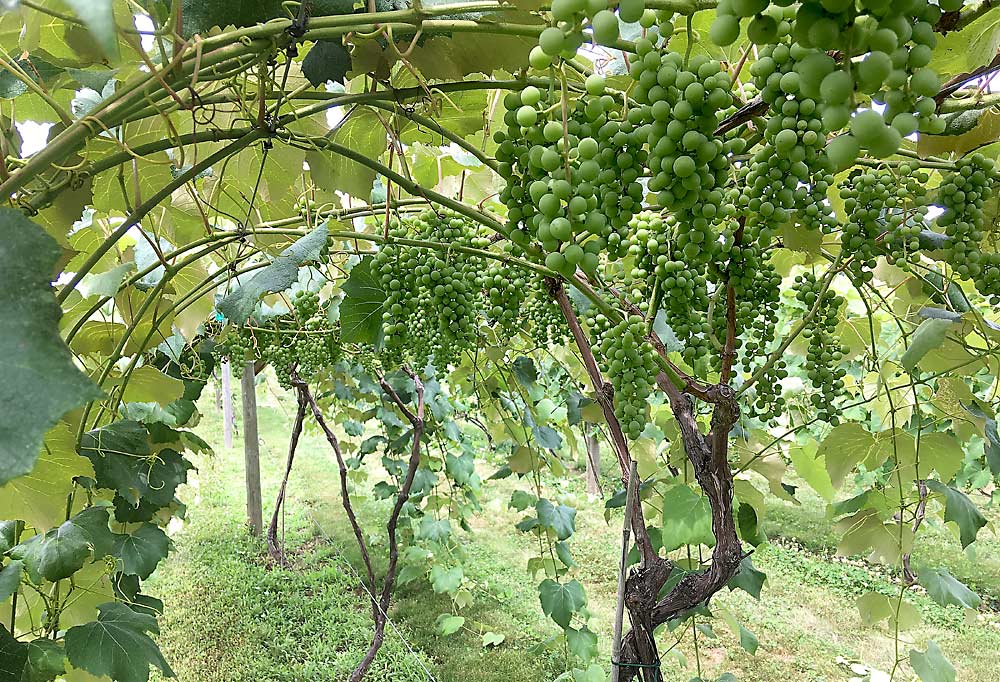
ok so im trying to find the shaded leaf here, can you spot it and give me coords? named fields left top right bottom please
left=661, top=485, right=715, bottom=552
left=536, top=499, right=576, bottom=541
left=918, top=566, right=981, bottom=610
left=302, top=40, right=352, bottom=86
left=339, top=256, right=385, bottom=344
left=0, top=210, right=102, bottom=486
left=538, top=579, right=586, bottom=628
left=910, top=641, right=955, bottom=682
left=925, top=480, right=987, bottom=548
left=64, top=602, right=173, bottom=682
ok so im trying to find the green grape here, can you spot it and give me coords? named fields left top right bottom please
left=936, top=154, right=1000, bottom=289
left=794, top=271, right=848, bottom=423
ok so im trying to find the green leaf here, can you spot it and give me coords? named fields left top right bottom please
left=512, top=356, right=538, bottom=386
left=788, top=442, right=834, bottom=502
left=430, top=565, right=463, bottom=595
left=21, top=638, right=66, bottom=682
left=0, top=55, right=63, bottom=99
left=910, top=641, right=956, bottom=682
left=64, top=602, right=174, bottom=682
left=218, top=223, right=329, bottom=323
left=307, top=108, right=386, bottom=199
left=339, top=256, right=386, bottom=344
left=482, top=631, right=505, bottom=648
left=113, top=524, right=169, bottom=580
left=63, top=0, right=117, bottom=57
left=925, top=480, right=987, bottom=548
left=0, top=560, right=22, bottom=604
left=901, top=319, right=956, bottom=372
left=0, top=625, right=27, bottom=682
left=418, top=517, right=451, bottom=543
left=918, top=567, right=981, bottom=610
left=819, top=423, right=877, bottom=489
left=302, top=40, right=352, bottom=86
left=509, top=490, right=537, bottom=512
left=11, top=507, right=113, bottom=583
left=661, top=484, right=715, bottom=552
left=435, top=614, right=465, bottom=636
left=538, top=578, right=586, bottom=628
left=0, top=210, right=103, bottom=486
left=566, top=626, right=598, bottom=662
left=536, top=499, right=576, bottom=541
left=727, top=557, right=766, bottom=600
left=0, top=521, right=19, bottom=554
left=121, top=366, right=186, bottom=407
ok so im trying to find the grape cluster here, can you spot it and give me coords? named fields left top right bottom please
left=495, top=83, right=647, bottom=277
left=525, top=279, right=570, bottom=346
left=532, top=0, right=657, bottom=69
left=795, top=271, right=847, bottom=422
left=715, top=0, right=945, bottom=161
left=630, top=50, right=739, bottom=268
left=484, top=253, right=530, bottom=338
left=839, top=166, right=929, bottom=279
left=935, top=154, right=1000, bottom=297
left=212, top=291, right=342, bottom=389
left=745, top=39, right=837, bottom=241
left=586, top=312, right=657, bottom=439
left=375, top=209, right=488, bottom=369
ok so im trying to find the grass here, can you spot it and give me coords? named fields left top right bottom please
left=149, top=376, right=1000, bottom=681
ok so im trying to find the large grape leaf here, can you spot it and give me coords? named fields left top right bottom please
left=63, top=0, right=117, bottom=58
left=918, top=567, right=981, bottom=610
left=660, top=484, right=715, bottom=552
left=339, top=256, right=386, bottom=344
left=79, top=421, right=152, bottom=506
left=120, top=366, right=185, bottom=407
left=0, top=424, right=94, bottom=531
left=901, top=319, right=956, bottom=372
left=302, top=40, right=352, bottom=86
left=21, top=638, right=66, bottom=682
left=925, top=481, right=987, bottom=548
left=538, top=578, right=586, bottom=628
left=64, top=602, right=174, bottom=682
left=0, top=560, right=22, bottom=604
left=819, top=423, right=877, bottom=489
left=217, top=223, right=329, bottom=323
left=0, top=210, right=103, bottom=486
left=536, top=499, right=576, bottom=541
left=910, top=641, right=956, bottom=682
left=306, top=108, right=387, bottom=200
left=0, top=625, right=27, bottom=682
left=10, top=507, right=113, bottom=584
left=112, top=524, right=169, bottom=580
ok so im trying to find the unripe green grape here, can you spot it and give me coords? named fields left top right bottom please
left=748, top=14, right=779, bottom=44
left=529, top=45, right=553, bottom=69
left=826, top=134, right=860, bottom=171
left=820, top=70, right=853, bottom=104
left=586, top=73, right=606, bottom=95
left=591, top=10, right=619, bottom=45
left=539, top=26, right=567, bottom=56
left=516, top=105, right=538, bottom=126
left=618, top=0, right=645, bottom=24
left=910, top=67, right=941, bottom=97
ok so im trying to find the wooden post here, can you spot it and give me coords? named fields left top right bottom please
left=585, top=425, right=602, bottom=496
left=241, top=361, right=263, bottom=537
left=611, top=459, right=639, bottom=682
left=221, top=359, right=234, bottom=449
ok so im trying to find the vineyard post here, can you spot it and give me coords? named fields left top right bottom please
left=585, top=424, right=601, bottom=496
left=241, top=360, right=263, bottom=536
left=611, top=458, right=639, bottom=682
left=222, top=358, right=234, bottom=449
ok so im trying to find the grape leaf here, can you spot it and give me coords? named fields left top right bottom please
left=0, top=560, right=22, bottom=604
left=0, top=625, right=27, bottom=682
left=901, top=318, right=955, bottom=372
left=306, top=108, right=386, bottom=199
left=910, top=641, right=956, bottom=682
left=536, top=499, right=576, bottom=540
left=661, top=484, right=715, bottom=552
left=434, top=614, right=465, bottom=636
left=512, top=356, right=538, bottom=386
left=339, top=256, right=386, bottom=345
left=819, top=423, right=877, bottom=489
left=727, top=557, right=766, bottom=600
left=218, top=223, right=329, bottom=323
left=925, top=481, right=987, bottom=548
left=0, top=210, right=103, bottom=486
left=566, top=625, right=598, bottom=662
left=112, top=524, right=170, bottom=580
left=302, top=40, right=352, bottom=86
left=918, top=567, right=981, bottom=610
left=538, top=578, right=586, bottom=628
left=482, top=631, right=505, bottom=648
left=11, top=508, right=113, bottom=584
left=63, top=0, right=117, bottom=57
left=120, top=366, right=185, bottom=407
left=21, top=638, right=66, bottom=682
left=429, top=565, right=463, bottom=594
left=64, top=602, right=174, bottom=682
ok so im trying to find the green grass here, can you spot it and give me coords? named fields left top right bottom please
left=149, top=377, right=1000, bottom=681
